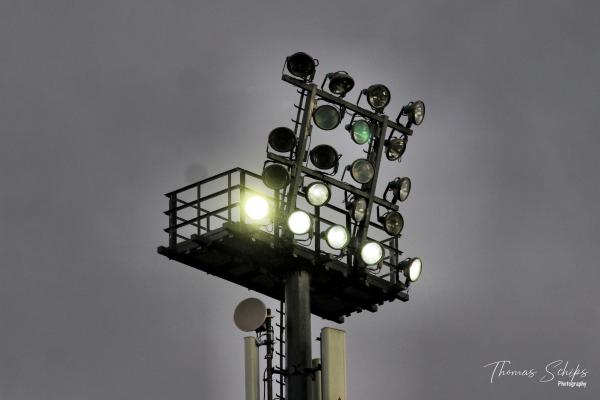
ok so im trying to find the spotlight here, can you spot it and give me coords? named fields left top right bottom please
left=287, top=210, right=312, bottom=235
left=350, top=159, right=375, bottom=184
left=286, top=52, right=316, bottom=80
left=402, top=100, right=425, bottom=126
left=262, top=164, right=289, bottom=190
left=309, top=145, right=339, bottom=172
left=379, top=211, right=404, bottom=236
left=387, top=177, right=411, bottom=203
left=399, top=257, right=422, bottom=282
left=313, top=104, right=341, bottom=130
left=268, top=127, right=296, bottom=153
left=349, top=120, right=372, bottom=145
left=323, top=225, right=350, bottom=250
left=385, top=137, right=406, bottom=161
left=360, top=241, right=384, bottom=265
left=244, top=195, right=270, bottom=222
left=305, top=182, right=330, bottom=207
left=327, top=71, right=354, bottom=97
left=346, top=196, right=367, bottom=223
left=365, top=84, right=391, bottom=112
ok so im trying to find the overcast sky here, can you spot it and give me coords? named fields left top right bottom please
left=1, top=1, right=599, bottom=399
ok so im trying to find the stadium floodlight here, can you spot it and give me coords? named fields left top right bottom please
left=286, top=52, right=317, bottom=80
left=398, top=257, right=422, bottom=282
left=310, top=144, right=340, bottom=173
left=360, top=241, right=384, bottom=265
left=401, top=100, right=425, bottom=126
left=385, top=177, right=411, bottom=203
left=313, top=104, right=342, bottom=130
left=244, top=195, right=270, bottom=223
left=287, top=210, right=312, bottom=235
left=268, top=127, right=297, bottom=153
left=378, top=211, right=404, bottom=236
left=348, top=119, right=372, bottom=145
left=305, top=182, right=331, bottom=207
left=349, top=159, right=375, bottom=184
left=323, top=225, right=350, bottom=250
left=364, top=84, right=391, bottom=112
left=394, top=177, right=411, bottom=201
left=385, top=136, right=406, bottom=161
left=346, top=196, right=367, bottom=223
left=327, top=71, right=355, bottom=97
left=262, top=163, right=290, bottom=190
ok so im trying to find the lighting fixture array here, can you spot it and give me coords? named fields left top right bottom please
left=247, top=51, right=424, bottom=283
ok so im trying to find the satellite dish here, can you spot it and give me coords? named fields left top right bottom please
left=233, top=298, right=267, bottom=332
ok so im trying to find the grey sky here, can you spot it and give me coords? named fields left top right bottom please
left=1, top=1, right=599, bottom=399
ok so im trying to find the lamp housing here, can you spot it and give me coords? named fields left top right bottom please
left=286, top=52, right=316, bottom=80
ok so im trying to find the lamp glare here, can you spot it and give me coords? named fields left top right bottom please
left=244, top=195, right=269, bottom=222
left=360, top=241, right=384, bottom=265
left=401, top=257, right=423, bottom=282
left=287, top=210, right=312, bottom=235
left=306, top=182, right=330, bottom=207
left=325, top=225, right=350, bottom=250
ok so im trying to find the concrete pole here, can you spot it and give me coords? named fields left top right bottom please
left=244, top=336, right=260, bottom=400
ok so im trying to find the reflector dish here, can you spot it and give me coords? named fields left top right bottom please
left=234, top=298, right=267, bottom=332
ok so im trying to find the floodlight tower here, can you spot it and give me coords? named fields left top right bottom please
left=158, top=51, right=426, bottom=400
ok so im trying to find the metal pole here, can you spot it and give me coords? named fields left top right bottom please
left=285, top=269, right=311, bottom=400
left=265, top=309, right=274, bottom=400
left=311, top=358, right=322, bottom=400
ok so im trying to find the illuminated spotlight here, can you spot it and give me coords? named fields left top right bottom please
left=268, top=127, right=296, bottom=153
left=399, top=257, right=423, bottom=282
left=346, top=196, right=367, bottom=223
left=309, top=144, right=339, bottom=172
left=286, top=52, right=316, bottom=80
left=305, top=182, right=330, bottom=207
left=378, top=211, right=404, bottom=236
left=287, top=210, right=312, bottom=235
left=313, top=104, right=341, bottom=130
left=327, top=71, right=355, bottom=97
left=348, top=119, right=372, bottom=145
left=364, top=84, right=391, bottom=112
left=262, top=164, right=289, bottom=190
left=360, top=241, right=384, bottom=265
left=385, top=136, right=406, bottom=161
left=388, top=177, right=411, bottom=202
left=244, top=195, right=270, bottom=222
left=402, top=100, right=425, bottom=126
left=350, top=158, right=375, bottom=184
left=323, top=225, right=350, bottom=250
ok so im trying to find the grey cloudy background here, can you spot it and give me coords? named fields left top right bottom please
left=1, top=1, right=599, bottom=399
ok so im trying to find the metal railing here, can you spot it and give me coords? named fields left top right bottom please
left=162, top=168, right=404, bottom=282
